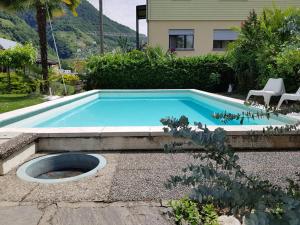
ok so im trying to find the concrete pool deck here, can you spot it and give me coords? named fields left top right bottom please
left=1, top=151, right=300, bottom=224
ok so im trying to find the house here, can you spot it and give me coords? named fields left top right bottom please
left=0, top=37, right=18, bottom=50
left=139, top=0, right=300, bottom=56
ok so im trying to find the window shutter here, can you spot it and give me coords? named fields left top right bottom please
left=169, top=29, right=194, bottom=35
left=213, top=29, right=238, bottom=40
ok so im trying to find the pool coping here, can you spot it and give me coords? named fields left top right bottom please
left=0, top=89, right=299, bottom=134
left=0, top=90, right=100, bottom=127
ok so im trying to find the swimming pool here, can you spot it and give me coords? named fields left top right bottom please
left=0, top=90, right=295, bottom=128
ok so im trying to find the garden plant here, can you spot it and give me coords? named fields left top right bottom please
left=86, top=46, right=233, bottom=92
left=161, top=106, right=300, bottom=225
left=0, top=43, right=37, bottom=93
left=0, top=0, right=81, bottom=93
left=227, top=7, right=300, bottom=93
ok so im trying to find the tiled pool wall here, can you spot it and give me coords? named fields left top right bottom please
left=36, top=130, right=300, bottom=151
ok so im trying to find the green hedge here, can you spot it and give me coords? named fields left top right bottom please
left=86, top=50, right=234, bottom=92
left=0, top=72, right=36, bottom=94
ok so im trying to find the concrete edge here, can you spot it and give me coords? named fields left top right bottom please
left=0, top=143, right=36, bottom=175
left=0, top=133, right=38, bottom=160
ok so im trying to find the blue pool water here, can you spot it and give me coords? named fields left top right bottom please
left=34, top=91, right=292, bottom=127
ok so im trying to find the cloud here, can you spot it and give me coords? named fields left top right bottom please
left=87, top=0, right=147, bottom=35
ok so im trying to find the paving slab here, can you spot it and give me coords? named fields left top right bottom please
left=0, top=205, right=43, bottom=225
left=0, top=174, right=38, bottom=202
left=52, top=203, right=172, bottom=225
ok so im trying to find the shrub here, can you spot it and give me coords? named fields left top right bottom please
left=200, top=204, right=219, bottom=225
left=169, top=197, right=201, bottom=225
left=49, top=70, right=80, bottom=95
left=169, top=197, right=220, bottom=225
left=49, top=81, right=75, bottom=96
left=85, top=47, right=233, bottom=92
left=161, top=114, right=300, bottom=225
left=227, top=7, right=300, bottom=93
left=0, top=72, right=36, bottom=94
left=61, top=73, right=80, bottom=86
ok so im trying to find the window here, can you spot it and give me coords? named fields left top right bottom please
left=169, top=29, right=194, bottom=50
left=213, top=29, right=238, bottom=51
left=213, top=40, right=233, bottom=50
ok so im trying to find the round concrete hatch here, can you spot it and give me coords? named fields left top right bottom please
left=17, top=153, right=106, bottom=184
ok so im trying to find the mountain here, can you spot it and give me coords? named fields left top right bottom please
left=0, top=11, right=38, bottom=44
left=0, top=0, right=145, bottom=59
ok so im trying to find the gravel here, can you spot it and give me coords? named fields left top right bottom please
left=108, top=151, right=300, bottom=201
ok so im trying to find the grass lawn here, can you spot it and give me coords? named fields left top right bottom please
left=0, top=94, right=44, bottom=114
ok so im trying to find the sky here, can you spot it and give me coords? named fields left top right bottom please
left=87, top=0, right=147, bottom=35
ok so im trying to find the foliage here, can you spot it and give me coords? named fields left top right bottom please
left=169, top=197, right=201, bottom=225
left=0, top=43, right=37, bottom=93
left=50, top=71, right=80, bottom=85
left=286, top=173, right=300, bottom=200
left=71, top=59, right=87, bottom=74
left=0, top=72, right=36, bottom=94
left=161, top=115, right=300, bottom=225
left=227, top=7, right=300, bottom=93
left=227, top=10, right=262, bottom=92
left=0, top=0, right=144, bottom=59
left=49, top=71, right=78, bottom=95
left=212, top=105, right=300, bottom=134
left=49, top=70, right=80, bottom=96
left=116, top=36, right=133, bottom=53
left=0, top=0, right=81, bottom=94
left=169, top=197, right=219, bottom=225
left=0, top=0, right=79, bottom=16
left=48, top=81, right=75, bottom=96
left=62, top=73, right=80, bottom=85
left=0, top=43, right=37, bottom=68
left=200, top=204, right=219, bottom=225
left=0, top=11, right=38, bottom=45
left=86, top=47, right=233, bottom=91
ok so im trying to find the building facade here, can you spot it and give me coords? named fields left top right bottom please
left=147, top=0, right=300, bottom=56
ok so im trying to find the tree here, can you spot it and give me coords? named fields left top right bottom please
left=0, top=49, right=12, bottom=92
left=0, top=43, right=37, bottom=92
left=0, top=0, right=80, bottom=94
left=99, top=0, right=104, bottom=54
left=226, top=10, right=263, bottom=92
left=227, top=7, right=300, bottom=93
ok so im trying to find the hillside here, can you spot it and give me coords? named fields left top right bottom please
left=0, top=0, right=145, bottom=59
left=0, top=11, right=38, bottom=45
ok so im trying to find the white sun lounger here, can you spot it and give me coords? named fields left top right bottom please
left=246, top=78, right=286, bottom=106
left=277, top=87, right=300, bottom=109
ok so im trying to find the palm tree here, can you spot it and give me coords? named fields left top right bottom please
left=99, top=0, right=104, bottom=54
left=0, top=0, right=80, bottom=94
